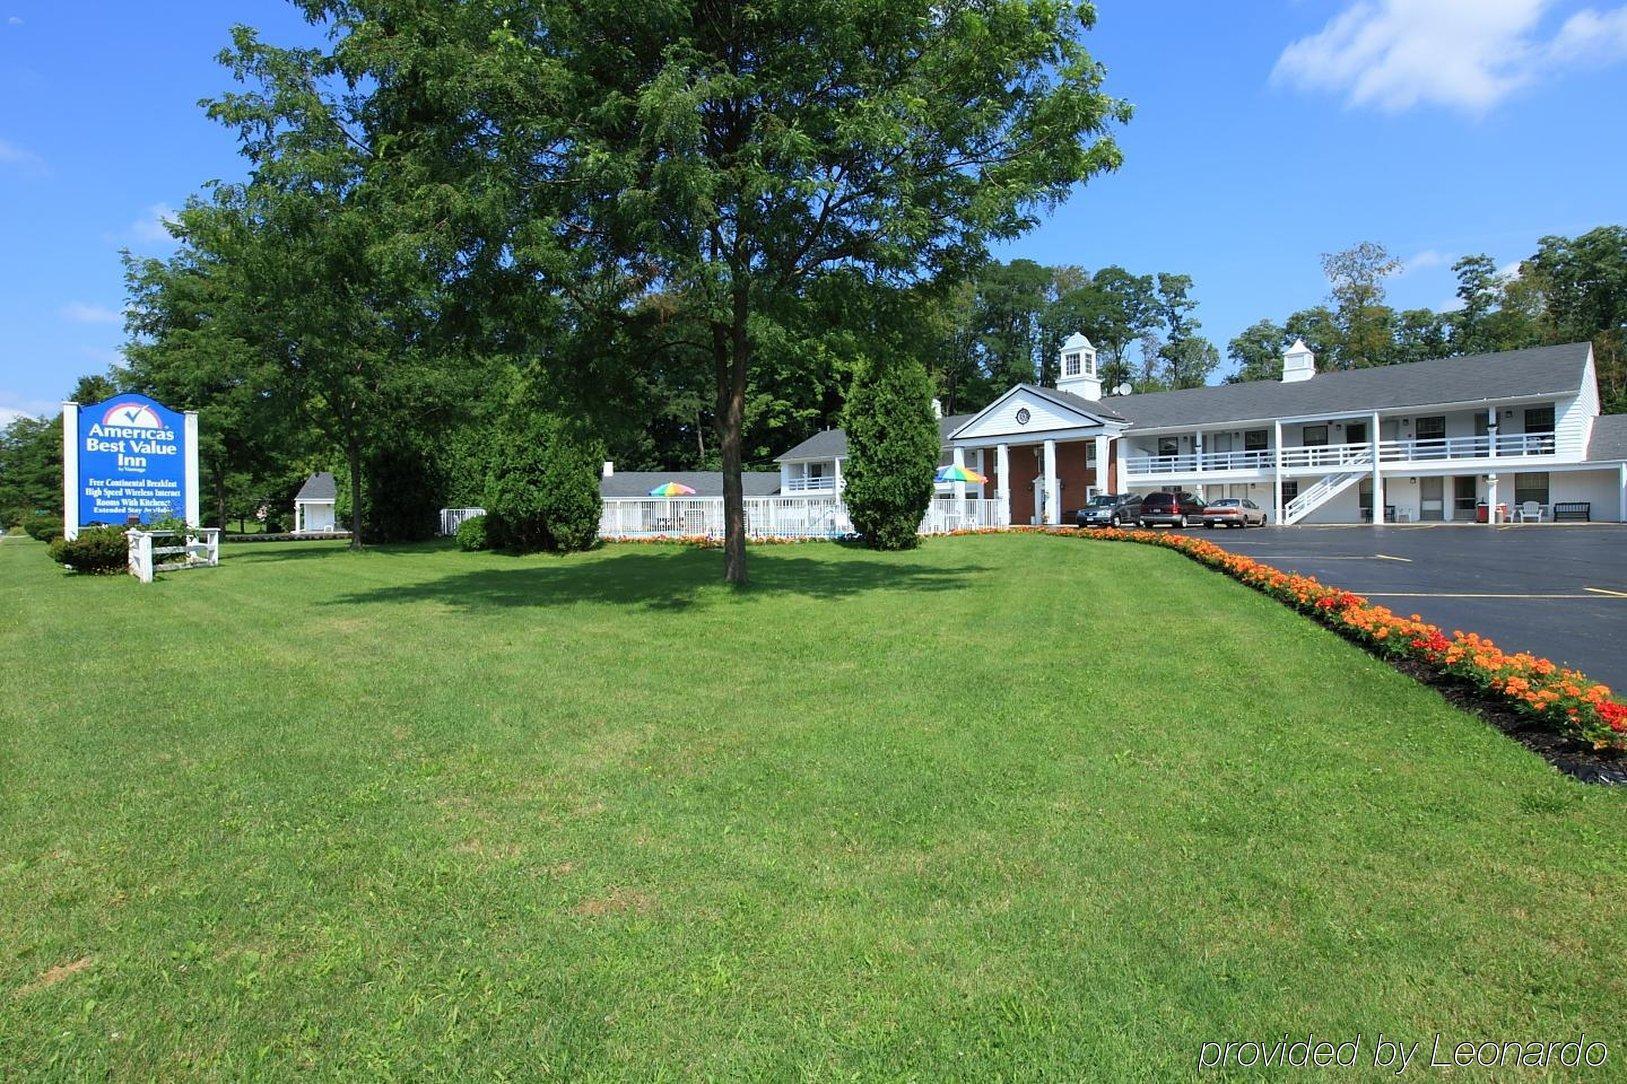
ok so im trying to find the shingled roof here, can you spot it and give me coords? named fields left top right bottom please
left=1070, top=342, right=1593, bottom=431
left=296, top=472, right=337, bottom=501
left=776, top=413, right=974, bottom=462
left=1587, top=414, right=1627, bottom=462
left=600, top=471, right=782, bottom=498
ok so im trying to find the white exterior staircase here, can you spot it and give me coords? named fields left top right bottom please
left=1282, top=469, right=1368, bottom=525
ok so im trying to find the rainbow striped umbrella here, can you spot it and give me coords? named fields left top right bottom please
left=935, top=464, right=988, bottom=484
left=648, top=482, right=697, bottom=497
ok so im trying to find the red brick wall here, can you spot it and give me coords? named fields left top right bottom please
left=983, top=440, right=1108, bottom=523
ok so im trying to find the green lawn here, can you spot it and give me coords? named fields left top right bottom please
left=1, top=533, right=1623, bottom=1078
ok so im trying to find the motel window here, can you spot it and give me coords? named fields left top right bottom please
left=1302, top=424, right=1328, bottom=447
left=1243, top=429, right=1268, bottom=451
left=1415, top=416, right=1446, bottom=441
left=1064, top=352, right=1081, bottom=377
left=1157, top=436, right=1179, bottom=457
left=1514, top=472, right=1550, bottom=506
left=1524, top=405, right=1555, bottom=433
left=1281, top=480, right=1300, bottom=502
left=1085, top=442, right=1097, bottom=465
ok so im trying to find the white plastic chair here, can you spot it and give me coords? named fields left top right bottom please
left=1517, top=500, right=1544, bottom=523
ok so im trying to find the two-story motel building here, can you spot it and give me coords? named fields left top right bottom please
left=776, top=338, right=1627, bottom=526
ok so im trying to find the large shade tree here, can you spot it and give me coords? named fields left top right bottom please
left=310, top=0, right=1131, bottom=584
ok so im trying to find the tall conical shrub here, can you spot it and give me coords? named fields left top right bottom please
left=842, top=354, right=938, bottom=550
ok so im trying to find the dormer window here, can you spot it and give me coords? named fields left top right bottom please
left=1064, top=352, right=1082, bottom=377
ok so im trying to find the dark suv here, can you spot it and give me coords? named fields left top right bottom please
left=1074, top=493, right=1144, bottom=528
left=1137, top=491, right=1204, bottom=528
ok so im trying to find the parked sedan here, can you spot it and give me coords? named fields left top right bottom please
left=1074, top=493, right=1144, bottom=528
left=1201, top=497, right=1268, bottom=528
left=1137, top=491, right=1205, bottom=528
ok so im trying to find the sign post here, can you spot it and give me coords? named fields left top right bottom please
left=62, top=394, right=198, bottom=540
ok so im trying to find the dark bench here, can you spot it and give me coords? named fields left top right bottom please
left=1552, top=502, right=1591, bottom=522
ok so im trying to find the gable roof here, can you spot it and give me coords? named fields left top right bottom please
left=296, top=472, right=337, bottom=501
left=600, top=471, right=782, bottom=498
left=1587, top=415, right=1627, bottom=462
left=1009, top=383, right=1128, bottom=423
left=1097, top=342, right=1593, bottom=431
left=776, top=413, right=974, bottom=462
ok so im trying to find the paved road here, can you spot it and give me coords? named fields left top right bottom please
left=1166, top=523, right=1627, bottom=690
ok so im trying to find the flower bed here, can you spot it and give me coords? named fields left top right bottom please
left=1005, top=526, right=1626, bottom=755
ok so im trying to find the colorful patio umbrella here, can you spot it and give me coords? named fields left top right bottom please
left=934, top=464, right=988, bottom=484
left=648, top=482, right=698, bottom=497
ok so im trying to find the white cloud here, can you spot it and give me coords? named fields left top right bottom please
left=1401, top=248, right=1452, bottom=274
left=0, top=393, right=56, bottom=422
left=59, top=302, right=123, bottom=325
left=0, top=137, right=46, bottom=175
left=129, top=203, right=177, bottom=244
left=1549, top=5, right=1627, bottom=60
left=1273, top=0, right=1627, bottom=113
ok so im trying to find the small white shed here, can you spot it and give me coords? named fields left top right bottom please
left=293, top=472, right=339, bottom=534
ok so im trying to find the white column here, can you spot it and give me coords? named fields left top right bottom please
left=1272, top=420, right=1284, bottom=524
left=1194, top=431, right=1204, bottom=471
left=1487, top=473, right=1499, bottom=524
left=952, top=446, right=967, bottom=506
left=1093, top=434, right=1110, bottom=495
left=1043, top=439, right=1059, bottom=525
left=1619, top=463, right=1626, bottom=523
left=832, top=456, right=843, bottom=494
left=184, top=410, right=201, bottom=527
left=996, top=443, right=1011, bottom=526
left=1370, top=411, right=1383, bottom=525
left=61, top=401, right=80, bottom=541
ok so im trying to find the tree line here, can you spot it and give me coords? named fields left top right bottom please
left=1224, top=230, right=1627, bottom=411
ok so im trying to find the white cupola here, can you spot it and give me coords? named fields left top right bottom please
left=1057, top=332, right=1102, bottom=400
left=1281, top=339, right=1316, bottom=383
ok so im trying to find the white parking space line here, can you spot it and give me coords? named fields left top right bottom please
left=1363, top=592, right=1620, bottom=600
left=1584, top=587, right=1627, bottom=598
left=1373, top=553, right=1412, bottom=562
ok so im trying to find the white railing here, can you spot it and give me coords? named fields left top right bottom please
left=1279, top=442, right=1373, bottom=469
left=439, top=507, right=485, bottom=536
left=921, top=497, right=1003, bottom=533
left=1124, top=449, right=1274, bottom=476
left=127, top=527, right=220, bottom=584
left=1379, top=433, right=1557, bottom=462
left=1125, top=431, right=1563, bottom=477
left=1283, top=471, right=1366, bottom=526
left=600, top=496, right=850, bottom=540
left=782, top=476, right=837, bottom=493
left=598, top=495, right=1004, bottom=540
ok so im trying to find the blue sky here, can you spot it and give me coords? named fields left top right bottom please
left=3, top=1, right=1626, bottom=423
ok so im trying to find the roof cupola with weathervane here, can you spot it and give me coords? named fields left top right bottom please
left=1057, top=332, right=1102, bottom=401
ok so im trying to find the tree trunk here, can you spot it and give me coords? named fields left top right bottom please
left=715, top=283, right=750, bottom=586
left=347, top=441, right=364, bottom=550
left=214, top=470, right=227, bottom=530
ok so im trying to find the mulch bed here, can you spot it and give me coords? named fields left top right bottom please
left=1382, top=653, right=1627, bottom=785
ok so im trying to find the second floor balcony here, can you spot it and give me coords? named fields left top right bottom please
left=1123, top=431, right=1559, bottom=478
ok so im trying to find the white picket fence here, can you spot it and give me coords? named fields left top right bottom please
left=599, top=496, right=1002, bottom=541
left=127, top=527, right=220, bottom=583
left=439, top=507, right=486, bottom=536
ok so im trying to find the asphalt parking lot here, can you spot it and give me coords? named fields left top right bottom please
left=1167, top=523, right=1627, bottom=690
